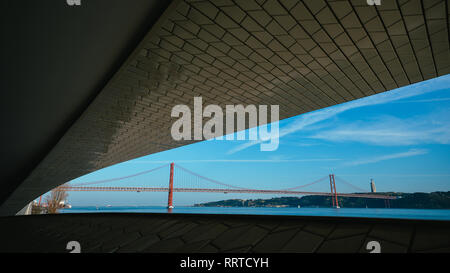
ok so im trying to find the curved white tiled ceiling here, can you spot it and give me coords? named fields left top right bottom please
left=2, top=0, right=448, bottom=215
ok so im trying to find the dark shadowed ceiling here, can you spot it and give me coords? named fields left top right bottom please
left=0, top=0, right=173, bottom=214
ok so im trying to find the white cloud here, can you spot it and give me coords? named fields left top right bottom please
left=344, top=149, right=428, bottom=167
left=390, top=97, right=450, bottom=103
left=309, top=110, right=450, bottom=146
left=227, top=75, right=450, bottom=154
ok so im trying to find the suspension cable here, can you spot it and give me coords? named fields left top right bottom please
left=334, top=176, right=367, bottom=192
left=72, top=163, right=169, bottom=186
left=279, top=176, right=329, bottom=191
left=174, top=164, right=254, bottom=190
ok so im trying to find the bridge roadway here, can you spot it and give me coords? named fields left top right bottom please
left=58, top=186, right=397, bottom=200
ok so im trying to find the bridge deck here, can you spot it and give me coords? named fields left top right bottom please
left=58, top=187, right=397, bottom=200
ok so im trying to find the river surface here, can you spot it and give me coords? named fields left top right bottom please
left=60, top=206, right=450, bottom=221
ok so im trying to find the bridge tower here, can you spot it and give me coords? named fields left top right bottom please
left=329, top=174, right=339, bottom=208
left=329, top=175, right=335, bottom=207
left=167, top=162, right=174, bottom=209
left=370, top=179, right=376, bottom=193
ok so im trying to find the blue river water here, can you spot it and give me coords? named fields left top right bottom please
left=60, top=206, right=450, bottom=221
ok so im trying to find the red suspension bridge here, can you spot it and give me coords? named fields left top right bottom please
left=57, top=163, right=396, bottom=208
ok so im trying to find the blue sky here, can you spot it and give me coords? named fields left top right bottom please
left=54, top=74, right=450, bottom=206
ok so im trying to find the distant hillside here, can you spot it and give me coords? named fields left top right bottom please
left=194, top=191, right=450, bottom=209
